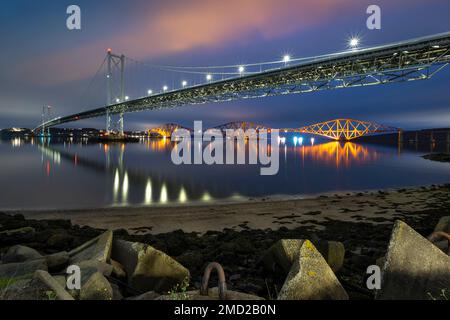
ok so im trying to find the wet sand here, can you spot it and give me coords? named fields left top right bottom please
left=12, top=184, right=450, bottom=234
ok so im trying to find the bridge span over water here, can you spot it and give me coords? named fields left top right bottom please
left=34, top=32, right=450, bottom=133
left=148, top=119, right=399, bottom=141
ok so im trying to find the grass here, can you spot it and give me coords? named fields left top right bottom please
left=167, top=277, right=191, bottom=300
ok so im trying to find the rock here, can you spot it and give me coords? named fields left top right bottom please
left=53, top=275, right=67, bottom=289
left=76, top=260, right=113, bottom=283
left=47, top=233, right=74, bottom=250
left=229, top=274, right=241, bottom=281
left=45, top=251, right=70, bottom=272
left=69, top=230, right=113, bottom=264
left=241, top=282, right=264, bottom=294
left=431, top=240, right=449, bottom=253
left=0, top=226, right=34, bottom=236
left=33, top=270, right=74, bottom=300
left=176, top=251, right=204, bottom=271
left=60, top=259, right=113, bottom=299
left=1, top=278, right=47, bottom=300
left=262, top=239, right=345, bottom=274
left=112, top=240, right=190, bottom=293
left=350, top=254, right=371, bottom=267
left=126, top=291, right=160, bottom=300
left=0, top=259, right=47, bottom=279
left=277, top=240, right=348, bottom=300
left=164, top=230, right=190, bottom=256
left=80, top=272, right=114, bottom=300
left=434, top=216, right=450, bottom=233
left=0, top=227, right=35, bottom=244
left=375, top=256, right=386, bottom=269
left=158, top=287, right=264, bottom=300
left=110, top=259, right=126, bottom=279
left=1, top=270, right=72, bottom=300
left=377, top=220, right=450, bottom=300
left=110, top=282, right=123, bottom=300
left=2, top=245, right=43, bottom=263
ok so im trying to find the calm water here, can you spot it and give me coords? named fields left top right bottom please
left=1, top=136, right=450, bottom=210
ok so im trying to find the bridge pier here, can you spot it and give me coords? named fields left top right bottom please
left=119, top=113, right=124, bottom=136
left=106, top=110, right=111, bottom=134
left=105, top=111, right=125, bottom=136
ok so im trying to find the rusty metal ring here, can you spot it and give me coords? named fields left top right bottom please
left=200, top=262, right=227, bottom=300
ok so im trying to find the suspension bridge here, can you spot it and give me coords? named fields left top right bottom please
left=33, top=32, right=450, bottom=135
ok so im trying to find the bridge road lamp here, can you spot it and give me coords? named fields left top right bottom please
left=238, top=66, right=245, bottom=77
left=348, top=37, right=360, bottom=50
left=147, top=89, right=153, bottom=95
left=182, top=81, right=188, bottom=88
left=283, top=55, right=291, bottom=67
left=206, top=74, right=212, bottom=83
left=163, top=85, right=168, bottom=93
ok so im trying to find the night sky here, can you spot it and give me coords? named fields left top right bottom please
left=1, top=0, right=449, bottom=130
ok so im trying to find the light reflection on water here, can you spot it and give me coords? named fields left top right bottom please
left=0, top=136, right=449, bottom=210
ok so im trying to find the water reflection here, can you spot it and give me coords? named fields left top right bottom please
left=113, top=169, right=120, bottom=203
left=179, top=187, right=187, bottom=203
left=202, top=192, right=213, bottom=202
left=145, top=179, right=152, bottom=205
left=35, top=138, right=417, bottom=206
left=1, top=135, right=449, bottom=210
left=295, top=142, right=378, bottom=168
left=12, top=137, right=23, bottom=148
left=160, top=184, right=168, bottom=204
left=122, top=172, right=129, bottom=204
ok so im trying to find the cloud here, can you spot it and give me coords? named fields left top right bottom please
left=21, top=0, right=358, bottom=85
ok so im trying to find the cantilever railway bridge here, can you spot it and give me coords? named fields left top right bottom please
left=148, top=119, right=399, bottom=141
left=294, top=119, right=398, bottom=140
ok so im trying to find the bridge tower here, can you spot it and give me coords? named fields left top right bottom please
left=41, top=106, right=51, bottom=137
left=106, top=49, right=125, bottom=135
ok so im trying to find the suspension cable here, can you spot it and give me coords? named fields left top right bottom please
left=79, top=55, right=108, bottom=107
left=124, top=48, right=360, bottom=72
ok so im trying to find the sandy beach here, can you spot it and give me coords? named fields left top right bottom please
left=12, top=184, right=450, bottom=234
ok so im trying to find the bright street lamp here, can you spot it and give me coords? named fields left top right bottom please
left=182, top=81, right=188, bottom=88
left=206, top=74, right=212, bottom=81
left=349, top=37, right=360, bottom=49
